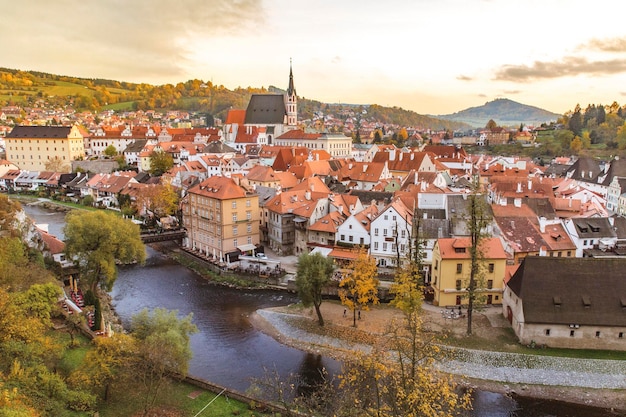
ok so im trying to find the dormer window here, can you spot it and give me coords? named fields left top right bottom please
left=582, top=295, right=591, bottom=308
left=553, top=296, right=562, bottom=307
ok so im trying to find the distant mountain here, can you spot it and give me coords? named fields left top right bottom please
left=434, top=98, right=561, bottom=128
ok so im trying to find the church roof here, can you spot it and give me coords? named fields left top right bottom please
left=244, top=95, right=286, bottom=125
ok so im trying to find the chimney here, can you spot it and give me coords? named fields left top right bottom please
left=528, top=179, right=532, bottom=190
left=568, top=197, right=572, bottom=208
left=399, top=153, right=403, bottom=161
left=305, top=190, right=311, bottom=200
left=410, top=153, right=414, bottom=160
left=539, top=216, right=546, bottom=233
left=609, top=217, right=615, bottom=226
left=516, top=182, right=522, bottom=193
left=363, top=164, right=368, bottom=173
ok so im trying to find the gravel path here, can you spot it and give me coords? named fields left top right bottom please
left=257, top=309, right=626, bottom=390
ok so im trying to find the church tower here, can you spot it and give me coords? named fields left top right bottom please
left=285, top=60, right=298, bottom=127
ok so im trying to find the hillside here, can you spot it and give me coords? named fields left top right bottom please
left=1, top=68, right=468, bottom=131
left=434, top=98, right=561, bottom=128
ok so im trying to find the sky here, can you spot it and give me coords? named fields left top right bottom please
left=3, top=0, right=626, bottom=116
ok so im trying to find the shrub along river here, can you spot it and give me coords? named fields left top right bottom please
left=22, top=202, right=622, bottom=416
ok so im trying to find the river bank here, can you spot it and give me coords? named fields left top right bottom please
left=249, top=302, right=626, bottom=414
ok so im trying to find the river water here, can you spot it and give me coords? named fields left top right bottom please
left=20, top=202, right=621, bottom=417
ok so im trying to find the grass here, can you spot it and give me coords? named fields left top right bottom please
left=97, top=381, right=273, bottom=417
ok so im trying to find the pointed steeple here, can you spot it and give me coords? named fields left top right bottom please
left=287, top=58, right=296, bottom=97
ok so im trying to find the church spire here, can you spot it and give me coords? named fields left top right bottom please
left=287, top=58, right=296, bottom=97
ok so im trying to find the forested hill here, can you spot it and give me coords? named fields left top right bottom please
left=0, top=67, right=468, bottom=130
left=434, top=98, right=562, bottom=128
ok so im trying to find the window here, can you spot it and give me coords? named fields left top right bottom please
left=341, top=234, right=345, bottom=240
left=596, top=331, right=601, bottom=338
left=545, top=329, right=551, bottom=336
left=349, top=235, right=353, bottom=242
left=247, top=224, right=252, bottom=233
left=383, top=229, right=388, bottom=236
left=383, top=242, right=387, bottom=251
left=233, top=226, right=238, bottom=235
left=456, top=280, right=462, bottom=290
left=487, top=280, right=493, bottom=289
left=384, top=215, right=388, bottom=220
left=349, top=224, right=352, bottom=229
left=374, top=242, right=379, bottom=250
left=232, top=213, right=238, bottom=222
left=246, top=211, right=251, bottom=220
left=233, top=238, right=237, bottom=247
left=374, top=228, right=379, bottom=236
left=247, top=236, right=252, bottom=244
left=619, top=332, right=624, bottom=339
left=456, top=263, right=462, bottom=274
left=360, top=237, right=364, bottom=245
left=583, top=240, right=588, bottom=245
left=570, top=330, right=575, bottom=337
left=232, top=201, right=237, bottom=209
left=401, top=230, right=406, bottom=238
left=488, top=263, right=494, bottom=273
left=246, top=199, right=251, bottom=207
left=434, top=260, right=438, bottom=270
left=567, top=251, right=572, bottom=257
left=392, top=215, right=396, bottom=221
left=391, top=244, right=396, bottom=252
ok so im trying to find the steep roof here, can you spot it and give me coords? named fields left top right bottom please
left=244, top=95, right=286, bottom=124
left=189, top=176, right=250, bottom=200
left=225, top=109, right=246, bottom=125
left=436, top=237, right=507, bottom=259
left=507, top=257, right=626, bottom=326
left=568, top=217, right=616, bottom=239
left=7, top=125, right=73, bottom=138
left=309, top=211, right=345, bottom=233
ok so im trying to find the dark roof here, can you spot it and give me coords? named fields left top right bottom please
left=565, top=157, right=602, bottom=182
left=202, top=141, right=237, bottom=154
left=613, top=216, right=626, bottom=239
left=244, top=95, right=286, bottom=124
left=419, top=217, right=451, bottom=240
left=601, top=158, right=626, bottom=186
left=543, top=163, right=570, bottom=177
left=568, top=217, right=616, bottom=239
left=347, top=190, right=393, bottom=206
left=7, top=125, right=72, bottom=138
left=523, top=197, right=556, bottom=219
left=508, top=257, right=626, bottom=326
left=123, top=139, right=147, bottom=153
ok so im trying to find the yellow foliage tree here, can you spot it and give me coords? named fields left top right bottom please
left=338, top=266, right=471, bottom=417
left=339, top=252, right=379, bottom=327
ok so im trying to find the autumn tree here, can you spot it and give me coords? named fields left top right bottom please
left=148, top=150, right=174, bottom=176
left=465, top=178, right=491, bottom=336
left=295, top=252, right=335, bottom=326
left=130, top=308, right=198, bottom=415
left=44, top=155, right=67, bottom=172
left=136, top=183, right=179, bottom=220
left=485, top=119, right=498, bottom=131
left=63, top=210, right=146, bottom=293
left=338, top=267, right=471, bottom=417
left=339, top=251, right=379, bottom=327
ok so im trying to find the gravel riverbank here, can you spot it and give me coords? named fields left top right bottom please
left=251, top=304, right=626, bottom=413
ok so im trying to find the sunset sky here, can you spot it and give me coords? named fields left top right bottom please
left=4, top=0, right=626, bottom=115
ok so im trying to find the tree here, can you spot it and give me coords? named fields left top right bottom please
left=568, top=104, right=583, bottom=136
left=103, top=145, right=117, bottom=158
left=465, top=178, right=491, bottom=336
left=130, top=308, right=198, bottom=415
left=148, top=150, right=174, bottom=176
left=339, top=252, right=379, bottom=327
left=338, top=267, right=471, bottom=417
left=570, top=136, right=583, bottom=154
left=63, top=211, right=146, bottom=293
left=44, top=156, right=66, bottom=172
left=136, top=183, right=179, bottom=220
left=485, top=119, right=497, bottom=131
left=295, top=252, right=335, bottom=326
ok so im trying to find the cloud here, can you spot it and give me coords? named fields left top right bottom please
left=456, top=75, right=472, bottom=81
left=493, top=56, right=626, bottom=82
left=2, top=0, right=264, bottom=82
left=580, top=36, right=626, bottom=53
left=503, top=90, right=521, bottom=95
left=331, top=56, right=342, bottom=64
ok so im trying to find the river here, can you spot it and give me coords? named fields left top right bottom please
left=20, top=201, right=621, bottom=416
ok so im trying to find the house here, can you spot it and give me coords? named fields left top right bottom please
left=182, top=176, right=260, bottom=262
left=563, top=217, right=617, bottom=257
left=336, top=204, right=379, bottom=248
left=307, top=211, right=345, bottom=248
left=369, top=198, right=414, bottom=268
left=5, top=125, right=85, bottom=172
left=431, top=237, right=507, bottom=307
left=275, top=129, right=352, bottom=158
left=503, top=256, right=626, bottom=350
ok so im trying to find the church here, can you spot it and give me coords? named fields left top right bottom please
left=223, top=63, right=298, bottom=151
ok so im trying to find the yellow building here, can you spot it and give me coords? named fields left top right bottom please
left=182, top=176, right=260, bottom=262
left=431, top=237, right=508, bottom=307
left=5, top=125, right=85, bottom=172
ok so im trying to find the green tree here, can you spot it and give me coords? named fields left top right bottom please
left=103, top=145, right=117, bottom=158
left=148, top=150, right=174, bottom=176
left=295, top=252, right=335, bottom=326
left=339, top=251, right=379, bottom=327
left=130, top=308, right=198, bottom=416
left=617, top=122, right=626, bottom=150
left=485, top=119, right=498, bottom=131
left=63, top=211, right=146, bottom=293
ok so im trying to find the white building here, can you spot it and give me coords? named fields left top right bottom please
left=274, top=129, right=352, bottom=158
left=369, top=198, right=414, bottom=267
